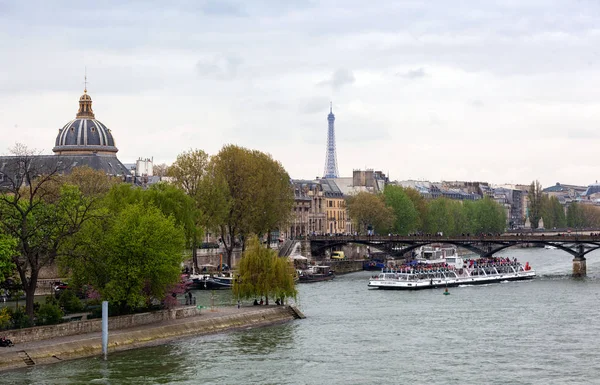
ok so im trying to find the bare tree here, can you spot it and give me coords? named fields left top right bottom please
left=153, top=163, right=170, bottom=179
left=0, top=144, right=96, bottom=318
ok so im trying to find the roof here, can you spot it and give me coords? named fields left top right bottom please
left=0, top=154, right=130, bottom=188
left=318, top=178, right=343, bottom=198
left=53, top=92, right=118, bottom=154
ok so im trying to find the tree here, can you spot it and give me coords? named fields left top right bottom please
left=0, top=234, right=16, bottom=283
left=61, top=204, right=185, bottom=313
left=403, top=187, right=428, bottom=232
left=541, top=195, right=566, bottom=229
left=383, top=186, right=419, bottom=235
left=425, top=198, right=457, bottom=236
left=580, top=205, right=600, bottom=228
left=0, top=145, right=97, bottom=318
left=346, top=192, right=394, bottom=234
left=168, top=149, right=210, bottom=269
left=248, top=150, right=293, bottom=246
left=472, top=197, right=506, bottom=234
left=211, top=145, right=293, bottom=266
left=567, top=203, right=585, bottom=229
left=87, top=182, right=196, bottom=269
left=528, top=180, right=543, bottom=229
left=62, top=166, right=120, bottom=197
left=233, top=236, right=296, bottom=305
left=153, top=163, right=169, bottom=179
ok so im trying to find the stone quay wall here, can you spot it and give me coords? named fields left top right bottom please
left=0, top=305, right=304, bottom=373
left=6, top=306, right=200, bottom=344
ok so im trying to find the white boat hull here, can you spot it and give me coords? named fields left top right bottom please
left=368, top=270, right=536, bottom=290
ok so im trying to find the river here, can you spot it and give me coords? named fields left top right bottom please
left=5, top=248, right=600, bottom=384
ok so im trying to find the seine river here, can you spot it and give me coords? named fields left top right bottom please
left=5, top=248, right=600, bottom=385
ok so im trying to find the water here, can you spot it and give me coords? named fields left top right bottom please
left=5, top=248, right=600, bottom=385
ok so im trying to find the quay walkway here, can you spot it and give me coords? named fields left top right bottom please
left=0, top=304, right=304, bottom=373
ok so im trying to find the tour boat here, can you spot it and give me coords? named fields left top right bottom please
left=368, top=256, right=535, bottom=290
left=297, top=265, right=334, bottom=283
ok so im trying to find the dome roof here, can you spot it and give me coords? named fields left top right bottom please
left=53, top=91, right=118, bottom=155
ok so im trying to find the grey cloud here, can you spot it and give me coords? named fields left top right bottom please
left=471, top=99, right=484, bottom=108
left=317, top=69, right=355, bottom=90
left=196, top=54, right=243, bottom=80
left=398, top=67, right=426, bottom=79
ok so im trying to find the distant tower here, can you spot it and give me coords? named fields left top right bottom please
left=323, top=102, right=339, bottom=178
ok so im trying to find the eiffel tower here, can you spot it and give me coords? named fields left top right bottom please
left=323, top=102, right=339, bottom=178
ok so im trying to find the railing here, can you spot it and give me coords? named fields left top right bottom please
left=308, top=234, right=600, bottom=243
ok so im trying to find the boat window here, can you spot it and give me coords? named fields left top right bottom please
left=446, top=258, right=455, bottom=263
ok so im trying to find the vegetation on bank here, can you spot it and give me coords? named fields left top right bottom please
left=347, top=186, right=507, bottom=236
left=234, top=236, right=297, bottom=305
left=168, top=145, right=294, bottom=268
left=0, top=144, right=295, bottom=323
left=527, top=180, right=600, bottom=230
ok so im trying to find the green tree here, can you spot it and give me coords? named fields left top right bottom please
left=541, top=195, right=566, bottom=229
left=567, top=203, right=585, bottom=229
left=0, top=150, right=96, bottom=320
left=425, top=198, right=457, bottom=236
left=62, top=204, right=185, bottom=313
left=383, top=186, right=419, bottom=235
left=403, top=187, right=428, bottom=232
left=212, top=145, right=293, bottom=266
left=346, top=192, right=395, bottom=234
left=472, top=197, right=506, bottom=234
left=233, top=236, right=296, bottom=305
left=249, top=150, right=294, bottom=246
left=528, top=180, right=543, bottom=229
left=462, top=200, right=478, bottom=234
left=102, top=183, right=196, bottom=252
left=552, top=197, right=567, bottom=228
left=0, top=234, right=16, bottom=283
left=167, top=149, right=211, bottom=269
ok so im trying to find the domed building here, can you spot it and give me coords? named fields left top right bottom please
left=49, top=89, right=129, bottom=175
left=0, top=88, right=130, bottom=186
left=53, top=90, right=118, bottom=155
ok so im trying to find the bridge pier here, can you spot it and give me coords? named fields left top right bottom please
left=573, top=257, right=586, bottom=277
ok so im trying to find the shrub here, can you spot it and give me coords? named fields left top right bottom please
left=58, top=289, right=84, bottom=313
left=11, top=306, right=31, bottom=329
left=0, top=307, right=11, bottom=330
left=35, top=303, right=64, bottom=325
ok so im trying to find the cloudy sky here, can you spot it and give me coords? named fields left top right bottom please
left=1, top=0, right=599, bottom=187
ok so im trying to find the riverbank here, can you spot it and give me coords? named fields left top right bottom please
left=0, top=304, right=304, bottom=373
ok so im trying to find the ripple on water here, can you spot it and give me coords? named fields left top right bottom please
left=5, top=248, right=600, bottom=384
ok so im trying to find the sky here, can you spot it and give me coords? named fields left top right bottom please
left=1, top=0, right=599, bottom=188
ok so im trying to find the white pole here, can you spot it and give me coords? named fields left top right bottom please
left=102, top=301, right=108, bottom=359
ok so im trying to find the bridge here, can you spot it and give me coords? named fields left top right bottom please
left=307, top=234, right=600, bottom=276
